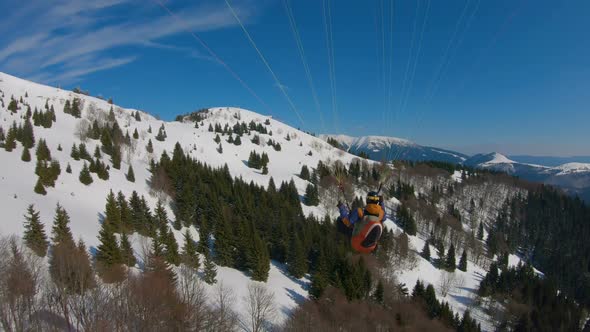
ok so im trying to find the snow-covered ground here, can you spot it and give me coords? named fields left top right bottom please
left=0, top=71, right=509, bottom=329
left=0, top=71, right=361, bottom=325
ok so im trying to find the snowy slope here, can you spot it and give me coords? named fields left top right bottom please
left=0, top=71, right=362, bottom=324
left=321, top=134, right=469, bottom=164
left=0, top=72, right=507, bottom=329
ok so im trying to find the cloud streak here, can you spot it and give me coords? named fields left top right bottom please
left=0, top=0, right=256, bottom=84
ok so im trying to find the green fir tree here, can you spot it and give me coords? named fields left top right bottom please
left=79, top=163, right=93, bottom=185
left=459, top=250, right=468, bottom=272
left=51, top=204, right=75, bottom=246
left=21, top=147, right=31, bottom=162
left=34, top=177, right=46, bottom=195
left=126, top=164, right=135, bottom=182
left=446, top=244, right=456, bottom=271
left=203, top=251, right=217, bottom=284
left=182, top=229, right=200, bottom=270
left=120, top=232, right=136, bottom=267
left=23, top=205, right=49, bottom=257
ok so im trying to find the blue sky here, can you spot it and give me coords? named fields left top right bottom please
left=1, top=0, right=589, bottom=156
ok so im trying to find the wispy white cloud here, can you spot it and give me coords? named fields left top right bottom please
left=30, top=56, right=137, bottom=84
left=0, top=0, right=257, bottom=84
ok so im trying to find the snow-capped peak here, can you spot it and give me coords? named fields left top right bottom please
left=553, top=162, right=590, bottom=175
left=482, top=152, right=516, bottom=165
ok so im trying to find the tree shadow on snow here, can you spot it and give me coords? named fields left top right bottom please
left=473, top=271, right=486, bottom=282
left=450, top=294, right=475, bottom=307
left=285, top=287, right=306, bottom=305
left=272, top=260, right=308, bottom=290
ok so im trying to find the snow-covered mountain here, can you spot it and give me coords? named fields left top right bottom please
left=322, top=132, right=590, bottom=202
left=465, top=152, right=590, bottom=201
left=0, top=71, right=534, bottom=330
left=321, top=134, right=469, bottom=164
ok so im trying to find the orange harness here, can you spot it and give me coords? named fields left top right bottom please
left=350, top=204, right=384, bottom=253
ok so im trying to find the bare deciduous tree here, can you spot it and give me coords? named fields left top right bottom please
left=437, top=271, right=457, bottom=297
left=74, top=119, right=91, bottom=142
left=0, top=236, right=42, bottom=331
left=211, top=281, right=238, bottom=332
left=178, top=265, right=209, bottom=330
left=241, top=282, right=276, bottom=332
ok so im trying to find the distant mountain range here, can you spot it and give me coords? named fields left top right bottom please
left=508, top=155, right=590, bottom=167
left=319, top=134, right=469, bottom=164
left=323, top=135, right=590, bottom=202
left=464, top=153, right=590, bottom=202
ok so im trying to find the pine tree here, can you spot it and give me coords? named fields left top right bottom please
left=35, top=139, right=51, bottom=161
left=251, top=233, right=270, bottom=282
left=304, top=184, right=319, bottom=206
left=146, top=139, right=154, bottom=153
left=100, top=129, right=113, bottom=155
left=309, top=249, right=328, bottom=299
left=23, top=205, right=49, bottom=257
left=163, top=227, right=180, bottom=266
left=182, top=229, right=200, bottom=270
left=261, top=152, right=269, bottom=167
left=421, top=241, right=431, bottom=260
left=95, top=219, right=122, bottom=268
left=126, top=164, right=135, bottom=182
left=203, top=251, right=217, bottom=284
left=71, top=143, right=80, bottom=160
left=104, top=190, right=121, bottom=231
left=234, top=135, right=241, bottom=146
left=4, top=125, right=17, bottom=152
left=63, top=99, right=71, bottom=114
left=7, top=99, right=17, bottom=113
left=154, top=200, right=169, bottom=228
left=262, top=165, right=268, bottom=174
left=34, top=177, right=46, bottom=195
left=79, top=162, right=93, bottom=185
left=446, top=244, right=456, bottom=271
left=51, top=204, right=75, bottom=246
left=214, top=134, right=221, bottom=143
left=155, top=124, right=166, bottom=141
left=78, top=143, right=90, bottom=160
left=94, top=145, right=101, bottom=159
left=477, top=222, right=484, bottom=240
left=459, top=250, right=468, bottom=272
left=287, top=235, right=306, bottom=278
left=111, top=146, right=121, bottom=170
left=120, top=232, right=136, bottom=267
left=71, top=98, right=81, bottom=118
left=21, top=118, right=35, bottom=148
left=108, top=106, right=116, bottom=122
left=217, top=143, right=223, bottom=154
left=134, top=111, right=141, bottom=121
left=66, top=163, right=72, bottom=173
left=300, top=165, right=310, bottom=180
left=21, top=147, right=31, bottom=162
left=133, top=128, right=139, bottom=139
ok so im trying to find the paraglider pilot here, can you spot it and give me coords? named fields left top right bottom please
left=337, top=191, right=386, bottom=254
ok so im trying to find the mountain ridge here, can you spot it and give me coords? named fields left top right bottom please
left=323, top=134, right=590, bottom=201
